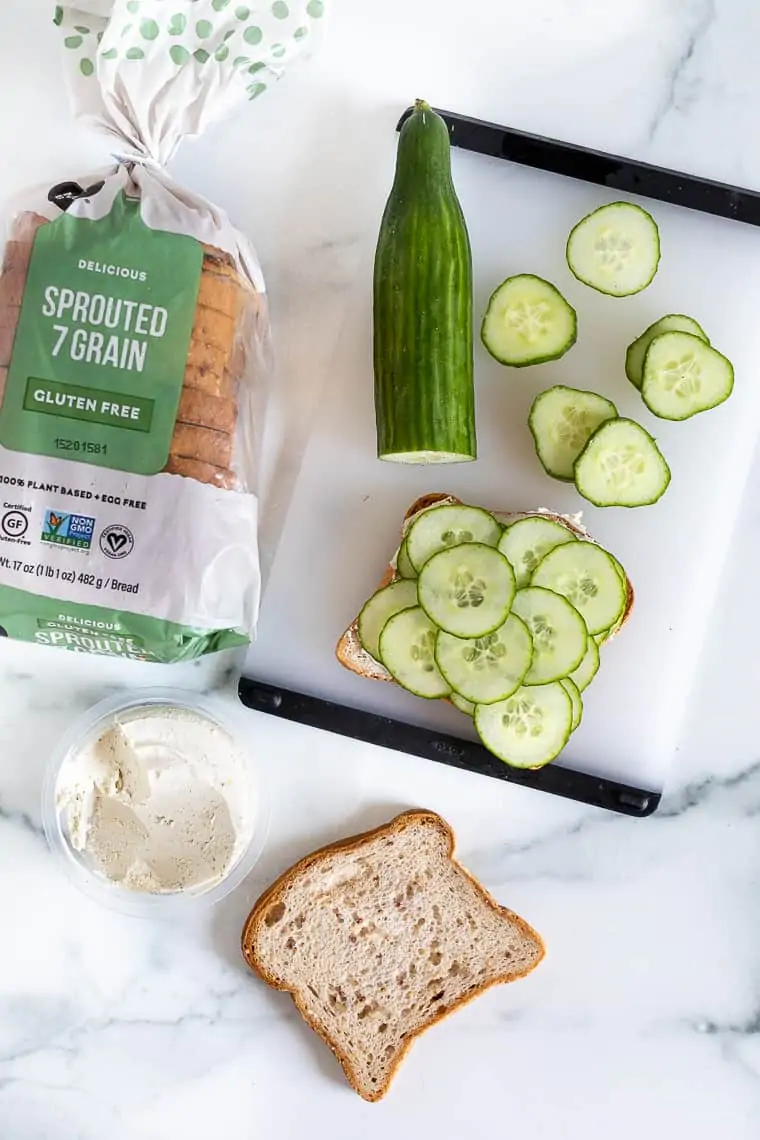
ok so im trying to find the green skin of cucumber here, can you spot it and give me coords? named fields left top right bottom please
left=373, top=101, right=476, bottom=462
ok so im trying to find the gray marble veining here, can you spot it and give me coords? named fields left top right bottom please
left=2, top=0, right=760, bottom=1137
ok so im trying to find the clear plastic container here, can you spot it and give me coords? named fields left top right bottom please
left=42, top=687, right=269, bottom=918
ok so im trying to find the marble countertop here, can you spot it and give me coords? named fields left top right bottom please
left=3, top=1, right=760, bottom=1137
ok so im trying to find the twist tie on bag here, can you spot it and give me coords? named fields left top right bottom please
left=55, top=0, right=327, bottom=167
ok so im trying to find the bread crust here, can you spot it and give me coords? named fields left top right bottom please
left=241, top=809, right=545, bottom=1102
left=169, top=421, right=233, bottom=468
left=336, top=492, right=635, bottom=681
left=176, top=388, right=237, bottom=434
left=164, top=455, right=237, bottom=489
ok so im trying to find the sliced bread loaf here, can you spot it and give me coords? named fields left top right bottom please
left=241, top=810, right=545, bottom=1101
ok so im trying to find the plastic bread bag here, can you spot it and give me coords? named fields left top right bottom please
left=0, top=0, right=326, bottom=662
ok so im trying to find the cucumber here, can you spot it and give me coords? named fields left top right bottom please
left=641, top=331, right=734, bottom=420
left=418, top=543, right=516, bottom=639
left=435, top=613, right=533, bottom=704
left=451, top=692, right=475, bottom=717
left=378, top=607, right=450, bottom=699
left=560, top=678, right=583, bottom=732
left=569, top=635, right=600, bottom=692
left=625, top=315, right=709, bottom=390
left=396, top=536, right=416, bottom=579
left=406, top=503, right=501, bottom=572
left=475, top=682, right=573, bottom=769
left=531, top=542, right=626, bottom=636
left=566, top=201, right=660, bottom=296
left=528, top=386, right=618, bottom=481
left=590, top=546, right=627, bottom=605
left=358, top=579, right=419, bottom=662
left=481, top=274, right=577, bottom=367
left=511, top=586, right=587, bottom=684
left=574, top=418, right=671, bottom=508
left=374, top=100, right=476, bottom=463
left=610, top=553, right=627, bottom=587
left=498, top=516, right=577, bottom=587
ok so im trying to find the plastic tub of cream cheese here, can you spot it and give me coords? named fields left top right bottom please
left=42, top=688, right=269, bottom=917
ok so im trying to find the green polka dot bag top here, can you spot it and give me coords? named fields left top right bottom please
left=56, top=0, right=327, bottom=164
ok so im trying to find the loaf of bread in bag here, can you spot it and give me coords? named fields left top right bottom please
left=0, top=211, right=258, bottom=489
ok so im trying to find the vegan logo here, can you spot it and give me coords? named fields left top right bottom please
left=41, top=510, right=95, bottom=551
left=99, top=524, right=134, bottom=560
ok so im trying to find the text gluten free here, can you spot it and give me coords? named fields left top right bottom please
left=30, top=388, right=141, bottom=421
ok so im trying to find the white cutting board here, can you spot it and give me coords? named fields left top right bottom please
left=247, top=140, right=760, bottom=794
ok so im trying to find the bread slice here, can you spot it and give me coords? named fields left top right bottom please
left=164, top=455, right=236, bottom=489
left=242, top=809, right=545, bottom=1102
left=169, top=421, right=233, bottom=468
left=336, top=492, right=635, bottom=683
left=176, top=388, right=237, bottom=434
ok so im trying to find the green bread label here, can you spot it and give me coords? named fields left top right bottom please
left=0, top=585, right=248, bottom=662
left=0, top=192, right=202, bottom=474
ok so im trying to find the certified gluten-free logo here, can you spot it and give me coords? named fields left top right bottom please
left=99, top=524, right=134, bottom=560
left=1, top=509, right=29, bottom=539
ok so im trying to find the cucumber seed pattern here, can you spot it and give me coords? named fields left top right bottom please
left=452, top=568, right=487, bottom=610
left=593, top=227, right=633, bottom=274
left=501, top=693, right=545, bottom=739
left=462, top=632, right=507, bottom=666
left=553, top=571, right=599, bottom=612
left=410, top=627, right=437, bottom=673
left=656, top=349, right=702, bottom=400
left=442, top=527, right=475, bottom=547
left=597, top=443, right=647, bottom=492
left=504, top=298, right=552, bottom=345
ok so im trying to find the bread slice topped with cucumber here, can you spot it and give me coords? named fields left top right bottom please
left=337, top=493, right=633, bottom=771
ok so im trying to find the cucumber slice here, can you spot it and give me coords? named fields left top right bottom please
left=593, top=548, right=628, bottom=615
left=610, top=554, right=627, bottom=587
left=396, top=536, right=416, bottom=579
left=641, top=331, right=734, bottom=421
left=435, top=612, right=533, bottom=704
left=406, top=504, right=501, bottom=572
left=569, top=635, right=600, bottom=692
left=511, top=586, right=587, bottom=684
left=566, top=202, right=660, bottom=296
left=358, top=579, right=419, bottom=661
left=481, top=274, right=577, bottom=367
left=531, top=542, right=626, bottom=636
left=418, top=543, right=516, bottom=639
left=378, top=607, right=451, bottom=699
left=528, top=385, right=618, bottom=481
left=574, top=418, right=671, bottom=508
left=450, top=692, right=475, bottom=717
left=498, top=516, right=577, bottom=587
left=560, top=678, right=583, bottom=732
left=625, top=315, right=709, bottom=390
left=475, top=682, right=572, bottom=769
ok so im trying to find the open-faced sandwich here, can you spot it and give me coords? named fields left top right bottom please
left=337, top=493, right=633, bottom=770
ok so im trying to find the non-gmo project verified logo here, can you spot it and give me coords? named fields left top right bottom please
left=41, top=510, right=95, bottom=551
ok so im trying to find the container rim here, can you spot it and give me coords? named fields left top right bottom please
left=42, top=686, right=270, bottom=919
